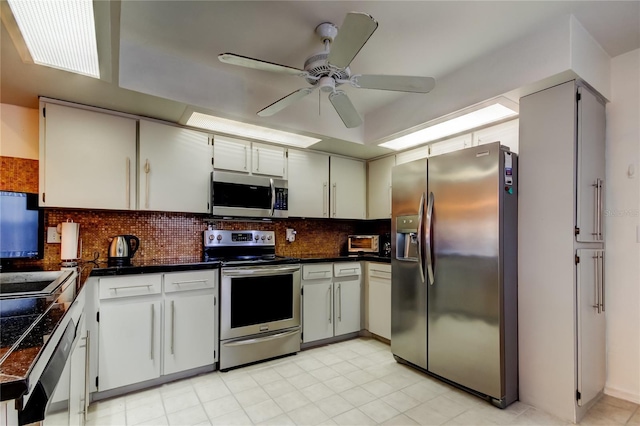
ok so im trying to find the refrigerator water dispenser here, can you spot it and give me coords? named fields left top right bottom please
left=396, top=215, right=420, bottom=260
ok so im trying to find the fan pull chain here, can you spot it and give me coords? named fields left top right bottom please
left=319, top=90, right=321, bottom=116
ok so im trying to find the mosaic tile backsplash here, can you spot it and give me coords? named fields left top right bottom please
left=1, top=156, right=390, bottom=268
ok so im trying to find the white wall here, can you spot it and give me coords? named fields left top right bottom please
left=0, top=103, right=39, bottom=159
left=604, top=48, right=640, bottom=404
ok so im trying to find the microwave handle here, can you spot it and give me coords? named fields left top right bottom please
left=270, top=178, right=276, bottom=217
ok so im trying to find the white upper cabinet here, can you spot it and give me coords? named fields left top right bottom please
left=40, top=103, right=136, bottom=209
left=395, top=146, right=429, bottom=165
left=288, top=149, right=330, bottom=218
left=330, top=156, right=366, bottom=219
left=473, top=119, right=519, bottom=154
left=429, top=134, right=473, bottom=157
left=213, top=135, right=251, bottom=173
left=213, top=136, right=286, bottom=177
left=139, top=120, right=212, bottom=213
left=251, top=142, right=286, bottom=177
left=575, top=88, right=606, bottom=243
left=367, top=155, right=396, bottom=219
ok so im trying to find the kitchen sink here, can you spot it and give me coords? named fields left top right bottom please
left=0, top=270, right=74, bottom=298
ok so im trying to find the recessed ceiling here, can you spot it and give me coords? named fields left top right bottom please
left=1, top=1, right=638, bottom=159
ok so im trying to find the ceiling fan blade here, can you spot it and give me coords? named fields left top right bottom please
left=329, top=91, right=363, bottom=128
left=327, top=12, right=378, bottom=69
left=354, top=75, right=436, bottom=93
left=257, top=88, right=315, bottom=117
left=219, top=53, right=308, bottom=77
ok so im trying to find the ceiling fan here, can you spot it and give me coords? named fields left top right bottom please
left=218, top=12, right=436, bottom=128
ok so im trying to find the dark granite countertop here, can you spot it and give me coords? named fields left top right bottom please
left=298, top=255, right=391, bottom=264
left=89, top=257, right=221, bottom=277
left=0, top=263, right=90, bottom=401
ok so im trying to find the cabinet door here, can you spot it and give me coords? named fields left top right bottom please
left=252, top=142, right=286, bottom=177
left=330, top=156, right=366, bottom=219
left=368, top=155, right=396, bottom=219
left=334, top=279, right=361, bottom=337
left=164, top=292, right=216, bottom=375
left=98, top=299, right=161, bottom=391
left=576, top=87, right=606, bottom=243
left=41, top=103, right=136, bottom=209
left=396, top=146, right=429, bottom=165
left=474, top=119, right=519, bottom=154
left=429, top=134, right=472, bottom=157
left=367, top=264, right=391, bottom=340
left=68, top=317, right=87, bottom=426
left=139, top=121, right=211, bottom=213
left=213, top=135, right=250, bottom=173
left=576, top=249, right=606, bottom=407
left=288, top=149, right=329, bottom=218
left=302, top=281, right=334, bottom=343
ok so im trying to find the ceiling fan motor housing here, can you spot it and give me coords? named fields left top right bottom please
left=304, top=51, right=351, bottom=85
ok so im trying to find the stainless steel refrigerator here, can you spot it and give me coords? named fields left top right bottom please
left=390, top=142, right=518, bottom=408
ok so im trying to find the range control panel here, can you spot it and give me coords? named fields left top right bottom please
left=204, top=230, right=275, bottom=247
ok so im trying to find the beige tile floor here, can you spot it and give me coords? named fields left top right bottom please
left=85, top=338, right=640, bottom=426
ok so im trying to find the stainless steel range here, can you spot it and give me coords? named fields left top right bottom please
left=204, top=229, right=301, bottom=371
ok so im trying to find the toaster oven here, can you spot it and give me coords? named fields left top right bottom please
left=347, top=235, right=379, bottom=254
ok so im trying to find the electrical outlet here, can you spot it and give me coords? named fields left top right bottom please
left=47, top=227, right=61, bottom=243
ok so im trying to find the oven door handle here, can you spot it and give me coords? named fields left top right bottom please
left=222, top=328, right=300, bottom=347
left=222, top=266, right=300, bottom=276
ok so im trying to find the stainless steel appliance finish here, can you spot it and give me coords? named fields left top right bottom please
left=205, top=230, right=301, bottom=371
left=211, top=171, right=288, bottom=218
left=347, top=235, right=379, bottom=254
left=107, top=235, right=139, bottom=266
left=391, top=143, right=518, bottom=408
left=0, top=270, right=74, bottom=298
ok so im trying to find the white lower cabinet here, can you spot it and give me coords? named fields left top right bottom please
left=302, top=263, right=361, bottom=344
left=97, top=270, right=217, bottom=393
left=367, top=263, right=391, bottom=340
left=99, top=299, right=162, bottom=391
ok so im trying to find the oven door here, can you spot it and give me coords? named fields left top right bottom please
left=221, top=265, right=300, bottom=340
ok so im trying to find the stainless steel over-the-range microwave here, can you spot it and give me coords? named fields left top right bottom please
left=211, top=171, right=288, bottom=218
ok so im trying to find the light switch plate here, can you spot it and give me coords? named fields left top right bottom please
left=47, top=226, right=61, bottom=243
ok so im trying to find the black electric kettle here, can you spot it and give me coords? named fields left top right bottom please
left=108, top=235, right=140, bottom=266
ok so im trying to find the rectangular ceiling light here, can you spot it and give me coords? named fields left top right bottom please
left=187, top=112, right=322, bottom=148
left=379, top=101, right=518, bottom=151
left=7, top=0, right=100, bottom=78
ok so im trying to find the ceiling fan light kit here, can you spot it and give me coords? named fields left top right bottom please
left=217, top=12, right=435, bottom=128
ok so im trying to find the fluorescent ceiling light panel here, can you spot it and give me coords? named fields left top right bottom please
left=7, top=0, right=100, bottom=78
left=379, top=103, right=518, bottom=151
left=187, top=112, right=322, bottom=148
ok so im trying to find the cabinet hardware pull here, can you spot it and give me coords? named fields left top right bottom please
left=150, top=305, right=155, bottom=360
left=328, top=286, right=332, bottom=324
left=171, top=300, right=175, bottom=355
left=244, top=146, right=248, bottom=170
left=323, top=182, right=328, bottom=217
left=84, top=330, right=90, bottom=418
left=173, top=279, right=208, bottom=285
left=144, top=159, right=151, bottom=209
left=256, top=148, right=260, bottom=172
left=598, top=180, right=603, bottom=239
left=126, top=157, right=131, bottom=209
left=338, top=283, right=342, bottom=321
left=389, top=184, right=392, bottom=218
left=110, top=284, right=152, bottom=293
left=592, top=254, right=600, bottom=312
left=600, top=252, right=605, bottom=312
left=332, top=183, right=337, bottom=216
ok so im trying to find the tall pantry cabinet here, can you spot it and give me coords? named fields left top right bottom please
left=518, top=80, right=606, bottom=423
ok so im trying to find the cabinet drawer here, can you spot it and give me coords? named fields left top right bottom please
left=368, top=263, right=391, bottom=280
left=302, top=264, right=333, bottom=280
left=99, top=274, right=162, bottom=300
left=164, top=270, right=216, bottom=293
left=334, top=262, right=362, bottom=277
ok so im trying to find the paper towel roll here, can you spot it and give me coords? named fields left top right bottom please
left=61, top=221, right=80, bottom=260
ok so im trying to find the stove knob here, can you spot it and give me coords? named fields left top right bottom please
left=208, top=234, right=214, bottom=241
left=216, top=235, right=222, bottom=242
left=261, top=235, right=266, bottom=241
left=267, top=235, right=273, bottom=241
left=254, top=235, right=259, bottom=241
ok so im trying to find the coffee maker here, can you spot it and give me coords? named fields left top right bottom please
left=380, top=233, right=391, bottom=257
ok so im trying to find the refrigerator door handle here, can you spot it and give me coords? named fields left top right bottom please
left=417, top=193, right=425, bottom=283
left=425, top=192, right=435, bottom=285
left=600, top=252, right=605, bottom=312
